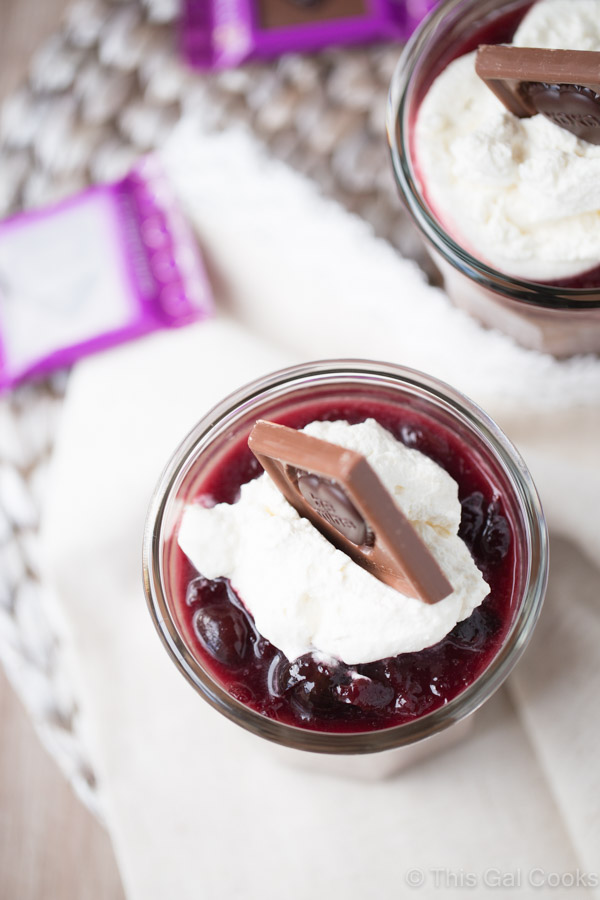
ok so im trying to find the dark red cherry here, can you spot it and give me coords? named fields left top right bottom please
left=459, top=493, right=510, bottom=565
left=448, top=604, right=500, bottom=652
left=479, top=501, right=511, bottom=564
left=284, top=654, right=350, bottom=720
left=394, top=680, right=430, bottom=716
left=186, top=574, right=230, bottom=606
left=266, top=652, right=289, bottom=698
left=335, top=676, right=394, bottom=711
left=193, top=604, right=251, bottom=667
left=459, top=491, right=486, bottom=551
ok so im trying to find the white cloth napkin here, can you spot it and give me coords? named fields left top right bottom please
left=42, top=124, right=600, bottom=899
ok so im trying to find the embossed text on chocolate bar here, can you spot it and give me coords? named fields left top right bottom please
left=475, top=45, right=600, bottom=145
left=248, top=420, right=453, bottom=604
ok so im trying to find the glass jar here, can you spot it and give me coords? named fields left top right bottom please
left=143, top=360, right=547, bottom=776
left=387, top=0, right=600, bottom=357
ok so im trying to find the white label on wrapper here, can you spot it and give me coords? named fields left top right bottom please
left=0, top=158, right=213, bottom=392
left=0, top=192, right=133, bottom=373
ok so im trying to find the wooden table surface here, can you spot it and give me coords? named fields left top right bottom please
left=0, top=1, right=125, bottom=897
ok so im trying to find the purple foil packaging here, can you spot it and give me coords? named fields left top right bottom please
left=182, top=0, right=439, bottom=69
left=0, top=158, right=213, bottom=393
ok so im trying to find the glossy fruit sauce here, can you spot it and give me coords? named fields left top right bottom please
left=171, top=397, right=518, bottom=734
left=408, top=0, right=600, bottom=289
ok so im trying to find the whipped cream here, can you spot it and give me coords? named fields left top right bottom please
left=414, top=0, right=600, bottom=281
left=178, top=419, right=489, bottom=665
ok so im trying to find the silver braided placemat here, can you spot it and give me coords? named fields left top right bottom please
left=0, top=0, right=430, bottom=818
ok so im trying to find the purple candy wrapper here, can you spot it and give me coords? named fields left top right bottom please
left=0, top=158, right=213, bottom=393
left=181, top=0, right=439, bottom=69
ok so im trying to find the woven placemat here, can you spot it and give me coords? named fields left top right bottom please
left=0, top=0, right=431, bottom=818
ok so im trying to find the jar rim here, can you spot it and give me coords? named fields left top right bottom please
left=386, top=0, right=600, bottom=312
left=143, top=359, right=548, bottom=754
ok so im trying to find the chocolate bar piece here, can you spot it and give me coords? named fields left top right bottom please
left=475, top=45, right=600, bottom=145
left=259, top=0, right=367, bottom=30
left=248, top=419, right=453, bottom=604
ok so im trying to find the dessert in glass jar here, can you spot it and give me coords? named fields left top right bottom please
left=388, top=0, right=600, bottom=355
left=143, top=361, right=547, bottom=776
